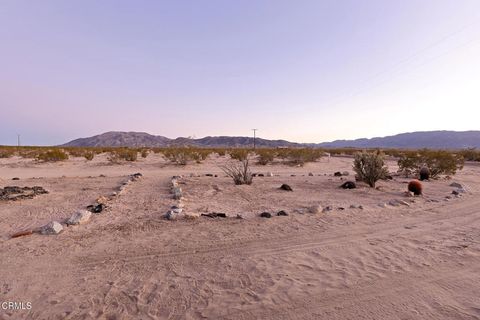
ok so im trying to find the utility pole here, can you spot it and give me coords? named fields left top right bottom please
left=252, top=129, right=258, bottom=149
left=17, top=134, right=20, bottom=147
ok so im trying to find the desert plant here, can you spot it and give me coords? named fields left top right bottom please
left=140, top=149, right=149, bottom=158
left=397, top=150, right=463, bottom=178
left=108, top=149, right=137, bottom=162
left=228, top=149, right=250, bottom=161
left=83, top=151, right=95, bottom=161
left=221, top=158, right=253, bottom=185
left=353, top=150, right=389, bottom=188
left=408, top=180, right=423, bottom=195
left=36, top=149, right=69, bottom=162
left=256, top=149, right=276, bottom=165
left=163, top=148, right=190, bottom=165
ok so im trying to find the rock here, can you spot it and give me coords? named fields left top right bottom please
left=340, top=181, right=356, bottom=189
left=184, top=212, right=200, bottom=219
left=236, top=214, right=244, bottom=219
left=279, top=184, right=293, bottom=191
left=308, top=172, right=314, bottom=176
left=12, top=177, right=20, bottom=180
left=408, top=180, right=423, bottom=196
left=322, top=206, right=333, bottom=213
left=172, top=187, right=183, bottom=200
left=378, top=203, right=388, bottom=208
left=350, top=204, right=364, bottom=209
left=96, top=196, right=109, bottom=205
left=266, top=172, right=273, bottom=177
left=205, top=174, right=214, bottom=177
left=449, top=182, right=463, bottom=189
left=99, top=174, right=106, bottom=178
left=308, top=205, right=322, bottom=214
left=257, top=173, right=264, bottom=177
left=342, top=171, right=349, bottom=176
left=201, top=212, right=227, bottom=218
left=277, top=210, right=289, bottom=216
left=334, top=172, right=342, bottom=177
left=67, top=210, right=92, bottom=225
left=419, top=167, right=430, bottom=181
left=260, top=212, right=272, bottom=218
left=452, top=189, right=459, bottom=195
left=337, top=207, right=345, bottom=211
left=87, top=203, right=104, bottom=214
left=388, top=200, right=401, bottom=207
left=290, top=174, right=296, bottom=177
left=40, top=221, right=64, bottom=235
left=165, top=207, right=183, bottom=220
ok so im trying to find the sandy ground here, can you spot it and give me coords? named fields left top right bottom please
left=1, top=154, right=480, bottom=319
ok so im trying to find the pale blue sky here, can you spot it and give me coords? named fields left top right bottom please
left=1, top=0, right=479, bottom=145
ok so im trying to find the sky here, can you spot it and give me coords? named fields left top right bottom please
left=1, top=0, right=479, bottom=145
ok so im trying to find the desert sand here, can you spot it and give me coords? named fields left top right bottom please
left=1, top=154, right=480, bottom=319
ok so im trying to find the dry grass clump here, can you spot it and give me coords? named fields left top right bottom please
left=353, top=150, right=389, bottom=188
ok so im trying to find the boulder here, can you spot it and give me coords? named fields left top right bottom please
left=449, top=182, right=464, bottom=189
left=260, top=212, right=272, bottom=218
left=419, top=167, right=430, bottom=181
left=340, top=181, right=356, bottom=189
left=41, top=221, right=64, bottom=235
left=165, top=207, right=183, bottom=220
left=334, top=172, right=342, bottom=177
left=277, top=210, right=289, bottom=216
left=87, top=203, right=104, bottom=214
left=279, top=184, right=293, bottom=191
left=308, top=172, right=314, bottom=176
left=67, top=210, right=92, bottom=225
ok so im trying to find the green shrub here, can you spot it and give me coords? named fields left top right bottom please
left=37, top=149, right=69, bottom=162
left=397, top=150, right=464, bottom=178
left=353, top=150, right=389, bottom=188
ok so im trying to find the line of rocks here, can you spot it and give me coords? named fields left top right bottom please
left=10, top=173, right=143, bottom=238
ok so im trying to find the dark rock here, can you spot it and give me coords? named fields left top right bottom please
left=201, top=212, right=227, bottom=218
left=340, top=181, right=356, bottom=189
left=419, top=167, right=430, bottom=181
left=452, top=189, right=459, bottom=195
left=337, top=207, right=345, bottom=210
left=87, top=203, right=105, bottom=214
left=260, top=212, right=272, bottom=218
left=205, top=174, right=214, bottom=177
left=334, top=172, right=342, bottom=177
left=236, top=214, right=244, bottom=219
left=279, top=184, right=293, bottom=191
left=12, top=177, right=20, bottom=180
left=277, top=210, right=289, bottom=216
left=257, top=173, right=264, bottom=177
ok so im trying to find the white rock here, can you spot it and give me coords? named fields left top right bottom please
left=165, top=207, right=183, bottom=220
left=67, top=210, right=92, bottom=225
left=41, top=221, right=63, bottom=235
left=266, top=172, right=273, bottom=177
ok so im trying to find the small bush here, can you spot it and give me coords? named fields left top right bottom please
left=221, top=158, right=253, bottom=185
left=37, top=149, right=69, bottom=162
left=353, top=150, right=389, bottom=188
left=84, top=152, right=95, bottom=161
left=229, top=149, right=250, bottom=161
left=256, top=149, right=276, bottom=165
left=140, top=149, right=149, bottom=158
left=397, top=150, right=464, bottom=178
left=163, top=148, right=190, bottom=165
left=108, top=149, right=138, bottom=162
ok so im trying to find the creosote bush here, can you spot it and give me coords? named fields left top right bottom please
left=397, top=149, right=464, bottom=178
left=353, top=150, right=389, bottom=188
left=221, top=158, right=253, bottom=185
left=108, top=149, right=138, bottom=162
left=256, top=149, right=276, bottom=165
left=36, top=149, right=69, bottom=162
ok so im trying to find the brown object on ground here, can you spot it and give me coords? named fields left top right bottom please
left=10, top=230, right=34, bottom=239
left=408, top=180, right=423, bottom=195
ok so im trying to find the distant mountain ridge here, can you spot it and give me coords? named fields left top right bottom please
left=62, top=131, right=300, bottom=148
left=62, top=130, right=480, bottom=149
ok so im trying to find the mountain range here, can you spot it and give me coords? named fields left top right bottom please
left=62, top=130, right=480, bottom=149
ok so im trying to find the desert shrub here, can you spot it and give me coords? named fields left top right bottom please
left=108, top=149, right=137, bottom=162
left=163, top=148, right=190, bottom=165
left=459, top=148, right=480, bottom=162
left=140, top=149, right=149, bottom=158
left=397, top=150, right=463, bottom=178
left=286, top=148, right=323, bottom=166
left=353, top=150, right=389, bottom=188
left=216, top=148, right=227, bottom=157
left=84, top=151, right=95, bottom=161
left=229, top=149, right=250, bottom=161
left=36, top=149, right=69, bottom=162
left=256, top=149, right=276, bottom=165
left=0, top=148, right=15, bottom=158
left=221, top=158, right=253, bottom=185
